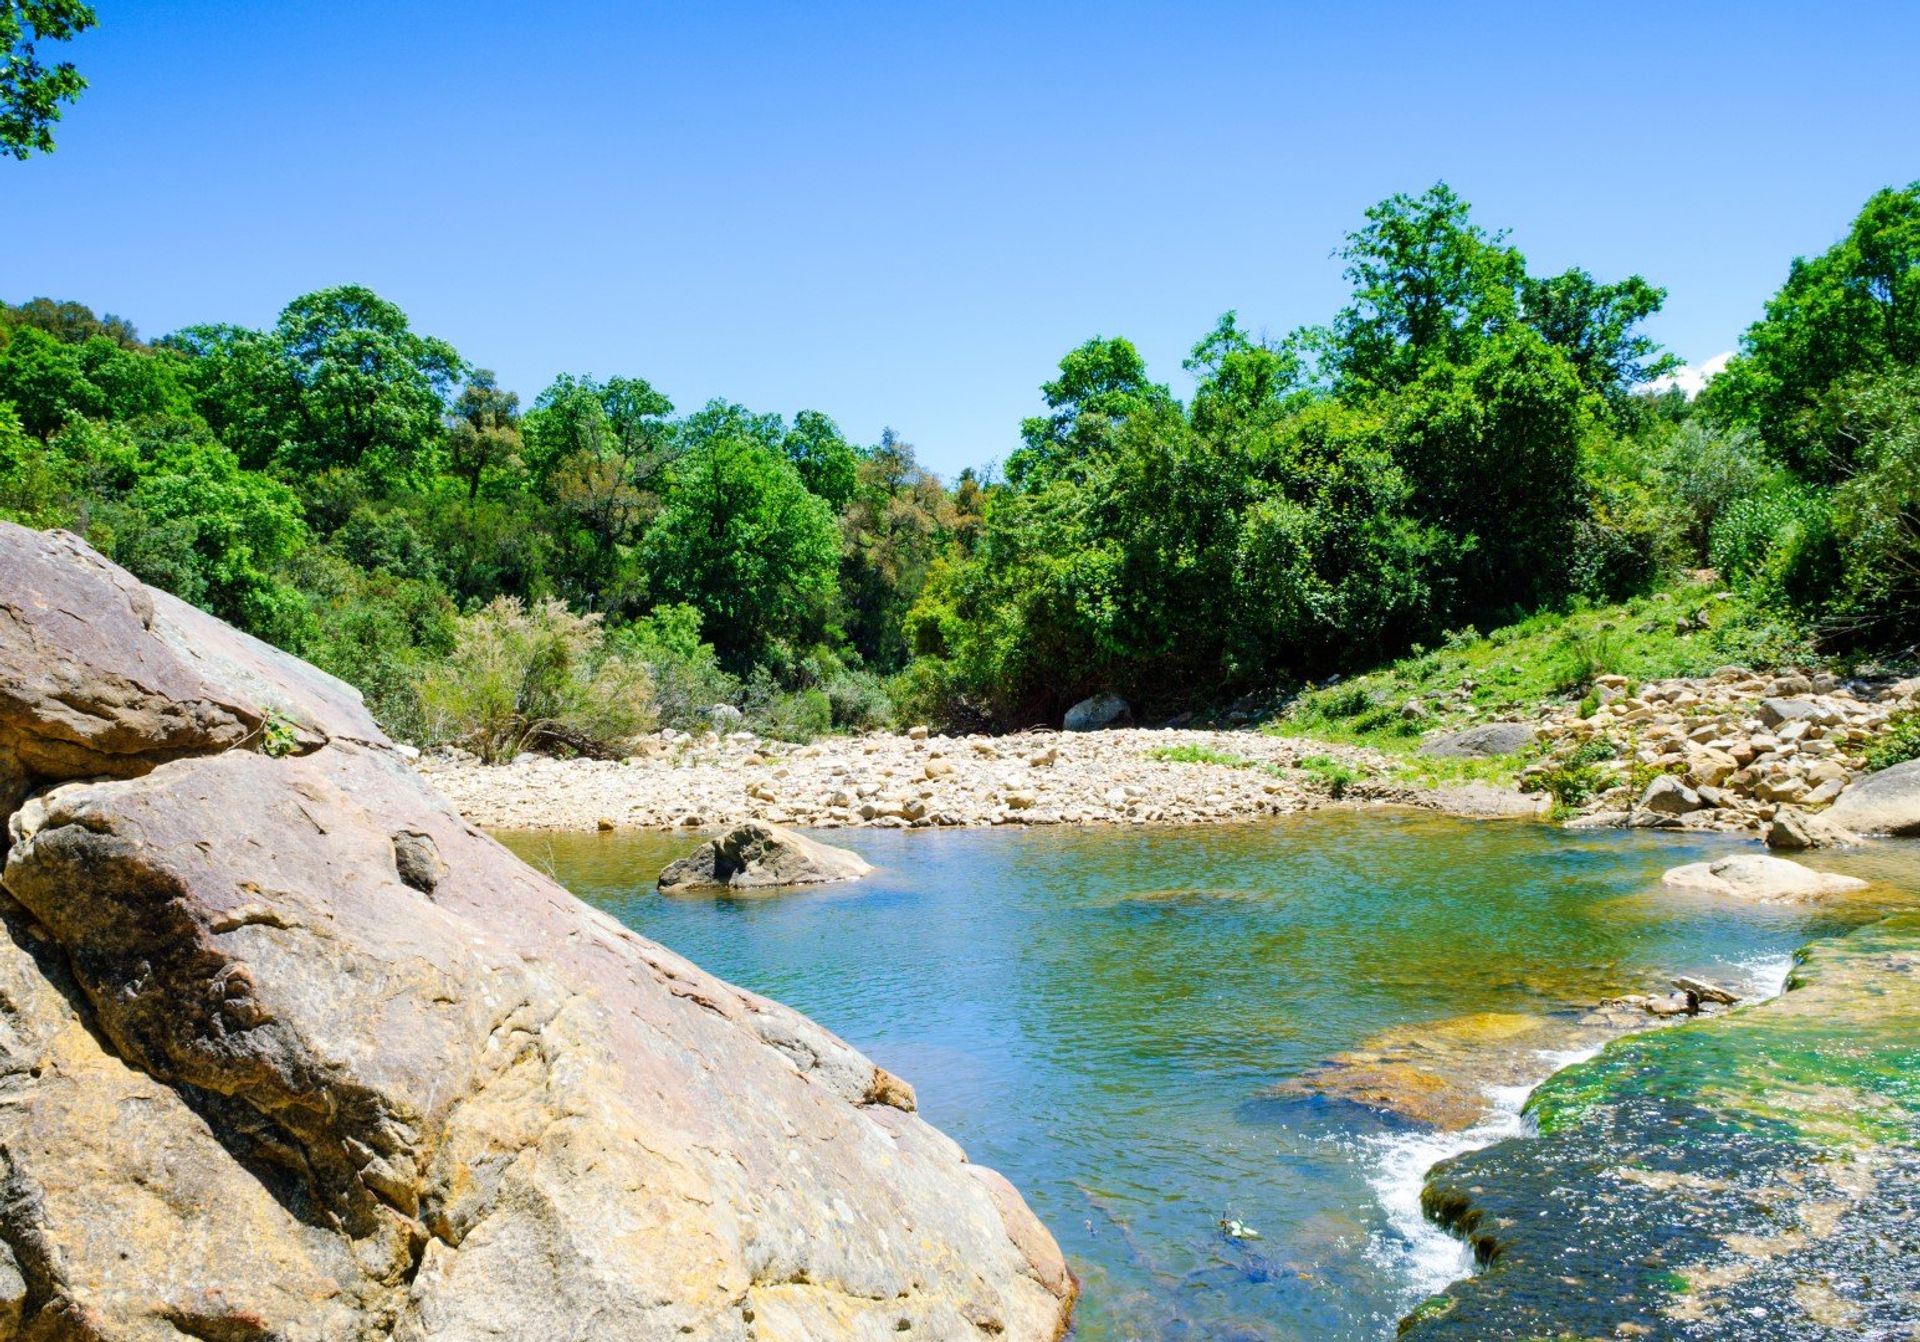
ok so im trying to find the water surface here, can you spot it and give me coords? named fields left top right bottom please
left=500, top=811, right=1916, bottom=1340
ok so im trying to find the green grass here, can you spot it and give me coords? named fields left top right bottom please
left=1145, top=744, right=1256, bottom=767
left=1297, top=753, right=1361, bottom=797
left=1265, top=580, right=1816, bottom=779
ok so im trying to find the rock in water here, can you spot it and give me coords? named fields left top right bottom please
left=1826, top=758, right=1920, bottom=836
left=659, top=821, right=874, bottom=893
left=1661, top=853, right=1869, bottom=900
left=1063, top=692, right=1130, bottom=732
left=1765, top=807, right=1859, bottom=851
left=0, top=525, right=1074, bottom=1341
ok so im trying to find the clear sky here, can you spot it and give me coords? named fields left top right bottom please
left=8, top=1, right=1918, bottom=476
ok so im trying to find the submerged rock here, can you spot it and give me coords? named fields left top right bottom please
left=1661, top=853, right=1869, bottom=900
left=0, top=524, right=1073, bottom=1341
left=1273, top=1009, right=1646, bottom=1130
left=1402, top=911, right=1920, bottom=1341
left=658, top=820, right=875, bottom=893
left=1826, top=758, right=1920, bottom=836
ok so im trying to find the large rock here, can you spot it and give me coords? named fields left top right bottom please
left=1637, top=773, right=1705, bottom=816
left=1419, top=722, right=1535, bottom=758
left=1826, top=758, right=1920, bottom=836
left=0, top=525, right=1074, bottom=1341
left=1661, top=853, right=1868, bottom=900
left=1765, top=807, right=1860, bottom=851
left=1062, top=693, right=1130, bottom=732
left=659, top=821, right=874, bottom=893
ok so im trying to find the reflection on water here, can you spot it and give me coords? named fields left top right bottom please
left=499, top=811, right=1918, bottom=1341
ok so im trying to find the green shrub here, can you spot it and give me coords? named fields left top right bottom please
left=611, top=603, right=739, bottom=731
left=418, top=596, right=654, bottom=763
left=1865, top=712, right=1920, bottom=772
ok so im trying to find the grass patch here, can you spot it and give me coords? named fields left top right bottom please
left=1298, top=754, right=1361, bottom=797
left=1267, top=580, right=1816, bottom=762
left=1146, top=744, right=1257, bottom=768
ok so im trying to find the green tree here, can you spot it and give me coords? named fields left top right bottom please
left=1519, top=269, right=1678, bottom=406
left=103, top=437, right=311, bottom=643
left=1709, top=183, right=1920, bottom=478
left=838, top=429, right=953, bottom=670
left=783, top=409, right=860, bottom=508
left=641, top=435, right=839, bottom=669
left=524, top=372, right=676, bottom=609
left=1386, top=328, right=1593, bottom=618
left=1324, top=183, right=1527, bottom=391
left=446, top=369, right=523, bottom=502
left=269, top=286, right=465, bottom=485
left=1008, top=336, right=1174, bottom=488
left=1, top=0, right=95, bottom=159
left=1185, top=311, right=1306, bottom=438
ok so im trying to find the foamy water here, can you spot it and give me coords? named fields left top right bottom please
left=1359, top=1044, right=1603, bottom=1310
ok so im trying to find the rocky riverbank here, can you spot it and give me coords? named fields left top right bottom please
left=1512, top=667, right=1918, bottom=838
left=420, top=727, right=1552, bottom=832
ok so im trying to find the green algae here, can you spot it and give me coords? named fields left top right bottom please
left=1404, top=902, right=1920, bottom=1340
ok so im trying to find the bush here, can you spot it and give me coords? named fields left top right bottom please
left=1865, top=712, right=1920, bottom=772
left=611, top=603, right=740, bottom=731
left=418, top=596, right=654, bottom=763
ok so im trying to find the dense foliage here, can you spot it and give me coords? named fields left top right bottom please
left=3, top=181, right=1914, bottom=749
left=1, top=0, right=94, bottom=158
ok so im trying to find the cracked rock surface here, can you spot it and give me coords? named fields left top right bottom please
left=0, top=523, right=1074, bottom=1342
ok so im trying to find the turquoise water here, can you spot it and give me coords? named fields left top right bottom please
left=499, top=811, right=1917, bottom=1340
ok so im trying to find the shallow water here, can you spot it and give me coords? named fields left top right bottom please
left=499, top=810, right=1919, bottom=1341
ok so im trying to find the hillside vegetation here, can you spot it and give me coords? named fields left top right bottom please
left=2, top=182, right=1916, bottom=757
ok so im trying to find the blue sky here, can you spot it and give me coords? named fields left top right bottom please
left=8, top=1, right=1918, bottom=476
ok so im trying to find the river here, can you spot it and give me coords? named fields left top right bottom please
left=499, top=810, right=1918, bottom=1340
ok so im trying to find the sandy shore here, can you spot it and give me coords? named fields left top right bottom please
left=419, top=726, right=1494, bottom=832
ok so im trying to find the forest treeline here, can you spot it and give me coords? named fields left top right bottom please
left=2, top=182, right=1916, bottom=753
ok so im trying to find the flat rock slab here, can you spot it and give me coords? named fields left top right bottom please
left=1662, top=853, right=1869, bottom=900
left=1826, top=758, right=1920, bottom=836
left=659, top=821, right=874, bottom=893
left=1420, top=722, right=1536, bottom=758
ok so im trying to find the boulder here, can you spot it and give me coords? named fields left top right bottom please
left=1063, top=692, right=1131, bottom=732
left=1419, top=722, right=1536, bottom=758
left=1423, top=783, right=1548, bottom=820
left=1661, top=853, right=1869, bottom=900
left=658, top=821, right=874, bottom=893
left=0, top=525, right=1073, bottom=1341
left=1756, top=697, right=1819, bottom=729
left=1637, top=773, right=1705, bottom=816
left=1765, top=808, right=1860, bottom=851
left=1826, top=758, right=1920, bottom=837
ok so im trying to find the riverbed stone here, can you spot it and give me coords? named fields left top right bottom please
left=1420, top=721, right=1536, bottom=758
left=658, top=820, right=875, bottom=892
left=1661, top=853, right=1869, bottom=900
left=1638, top=773, right=1705, bottom=815
left=1825, top=758, right=1920, bottom=836
left=0, top=523, right=1074, bottom=1341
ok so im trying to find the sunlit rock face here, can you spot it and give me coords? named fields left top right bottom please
left=0, top=523, right=1074, bottom=1342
